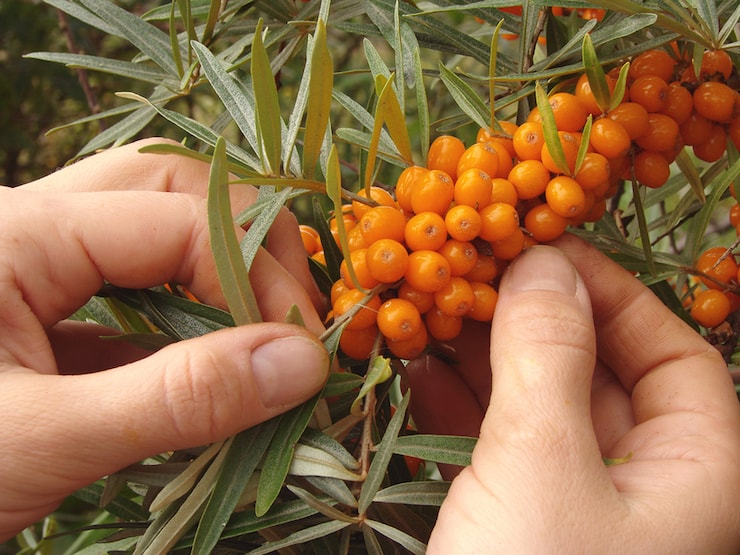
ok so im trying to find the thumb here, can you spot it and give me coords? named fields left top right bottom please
left=2, top=323, right=328, bottom=509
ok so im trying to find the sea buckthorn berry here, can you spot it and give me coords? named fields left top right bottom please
left=395, top=166, right=428, bottom=213
left=730, top=203, right=740, bottom=229
left=679, top=112, right=713, bottom=146
left=359, top=205, right=407, bottom=245
left=478, top=202, right=520, bottom=242
left=575, top=152, right=610, bottom=191
left=333, top=289, right=381, bottom=330
left=352, top=186, right=397, bottom=220
left=467, top=281, right=499, bottom=322
left=405, top=250, right=452, bottom=292
left=299, top=224, right=321, bottom=254
left=340, top=248, right=380, bottom=290
left=697, top=246, right=738, bottom=289
left=513, top=121, right=546, bottom=161
left=629, top=49, right=677, bottom=82
left=478, top=121, right=518, bottom=158
left=445, top=204, right=482, bottom=242
left=575, top=72, right=615, bottom=116
left=545, top=175, right=587, bottom=218
left=438, top=239, right=479, bottom=276
left=693, top=81, right=738, bottom=123
left=366, top=238, right=409, bottom=283
left=635, top=113, right=680, bottom=153
left=660, top=82, right=693, bottom=125
left=582, top=198, right=607, bottom=223
left=729, top=117, right=740, bottom=152
left=405, top=211, right=448, bottom=252
left=546, top=92, right=589, bottom=132
left=377, top=298, right=423, bottom=341
left=607, top=102, right=650, bottom=140
left=633, top=150, right=671, bottom=189
left=491, top=227, right=525, bottom=260
left=508, top=159, right=551, bottom=200
left=397, top=281, right=435, bottom=313
left=541, top=130, right=580, bottom=174
left=454, top=168, right=492, bottom=209
left=589, top=118, right=632, bottom=159
left=524, top=203, right=568, bottom=242
left=464, top=251, right=498, bottom=282
left=330, top=279, right=351, bottom=305
left=347, top=225, right=368, bottom=251
left=456, top=142, right=500, bottom=181
left=693, top=124, right=727, bottom=163
left=411, top=169, right=454, bottom=215
left=434, top=277, right=475, bottom=317
left=629, top=75, right=669, bottom=112
left=427, top=135, right=466, bottom=181
left=425, top=306, right=463, bottom=341
left=690, top=289, right=731, bottom=328
left=386, top=323, right=428, bottom=360
left=490, top=177, right=519, bottom=206
left=340, top=325, right=379, bottom=360
left=700, top=49, right=733, bottom=81
left=311, top=250, right=326, bottom=266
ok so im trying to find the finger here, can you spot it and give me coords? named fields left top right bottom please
left=0, top=322, right=329, bottom=538
left=554, top=234, right=740, bottom=426
left=23, top=139, right=324, bottom=312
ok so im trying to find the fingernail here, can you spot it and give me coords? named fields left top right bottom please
left=507, top=246, right=577, bottom=296
left=251, top=336, right=329, bottom=408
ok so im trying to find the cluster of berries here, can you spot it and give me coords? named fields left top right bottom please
left=298, top=46, right=738, bottom=357
left=689, top=243, right=740, bottom=329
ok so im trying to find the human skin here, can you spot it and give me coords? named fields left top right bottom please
left=408, top=237, right=740, bottom=554
left=0, top=139, right=329, bottom=541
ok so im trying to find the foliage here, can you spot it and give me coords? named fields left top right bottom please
left=5, top=0, right=740, bottom=553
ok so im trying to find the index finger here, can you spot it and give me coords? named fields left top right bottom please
left=555, top=234, right=739, bottom=424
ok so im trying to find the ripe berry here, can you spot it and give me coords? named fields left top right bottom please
left=508, top=159, right=551, bottom=200
left=478, top=202, right=520, bottom=242
left=633, top=150, right=671, bottom=188
left=491, top=227, right=526, bottom=260
left=454, top=168, right=492, bottom=209
left=339, top=325, right=380, bottom=360
left=635, top=113, right=680, bottom=152
left=545, top=175, right=587, bottom=218
left=679, top=112, right=713, bottom=146
left=629, top=49, right=677, bottom=82
left=405, top=250, right=452, bottom=293
left=411, top=169, right=454, bottom=215
left=546, top=92, right=589, bottom=132
left=629, top=75, right=669, bottom=112
left=607, top=102, right=650, bottom=140
left=340, top=248, right=380, bottom=290
left=541, top=130, right=580, bottom=174
left=693, top=124, right=727, bottom=163
left=377, top=298, right=423, bottom=340
left=467, top=281, right=499, bottom=322
left=490, top=177, right=519, bottom=206
left=693, top=81, right=738, bottom=123
left=366, top=238, right=409, bottom=283
left=524, top=202, right=568, bottom=242
left=437, top=239, right=479, bottom=276
left=456, top=142, right=501, bottom=180
left=395, top=166, right=428, bottom=213
left=351, top=186, right=397, bottom=220
left=659, top=82, right=693, bottom=125
left=427, top=135, right=466, bottom=181
left=333, top=289, right=381, bottom=330
left=699, top=49, right=733, bottom=81
left=590, top=118, right=632, bottom=159
left=405, top=211, right=448, bottom=252
left=575, top=152, right=610, bottom=191
left=397, top=281, right=435, bottom=313
left=425, top=306, right=463, bottom=341
left=690, top=289, right=731, bottom=328
left=299, top=224, right=321, bottom=255
left=433, top=277, right=475, bottom=317
left=512, top=121, right=546, bottom=161
left=696, top=246, right=738, bottom=289
left=359, top=205, right=407, bottom=244
left=385, top=323, right=428, bottom=359
left=444, top=204, right=482, bottom=242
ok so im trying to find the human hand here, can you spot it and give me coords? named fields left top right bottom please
left=407, top=235, right=740, bottom=553
left=0, top=140, right=329, bottom=541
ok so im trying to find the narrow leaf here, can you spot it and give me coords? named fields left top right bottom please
left=377, top=74, right=413, bottom=164
left=438, top=63, right=490, bottom=131
left=286, top=485, right=358, bottom=524
left=247, top=520, right=350, bottom=555
left=536, top=82, right=570, bottom=176
left=251, top=19, right=282, bottom=175
left=289, top=443, right=365, bottom=481
left=26, top=52, right=173, bottom=85
left=392, top=434, right=476, bottom=466
left=207, top=137, right=262, bottom=325
left=630, top=180, right=656, bottom=277
left=374, top=480, right=450, bottom=506
left=581, top=34, right=610, bottom=114
left=239, top=187, right=294, bottom=269
left=365, top=519, right=426, bottom=555
left=77, top=104, right=157, bottom=157
left=303, top=19, right=334, bottom=179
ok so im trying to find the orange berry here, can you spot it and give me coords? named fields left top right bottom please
left=696, top=246, right=738, bottom=289
left=541, top=130, right=581, bottom=174
left=456, top=142, right=500, bottom=181
left=693, top=124, right=727, bottom=163
left=352, top=186, right=397, bottom=220
left=377, top=298, right=423, bottom=341
left=590, top=117, right=632, bottom=159
left=490, top=177, right=519, bottom=206
left=693, top=81, right=738, bottom=123
left=575, top=152, right=610, bottom=191
left=340, top=248, right=380, bottom=290
left=395, top=166, right=428, bottom=213
left=607, top=102, right=650, bottom=140
left=633, top=150, right=671, bottom=189
left=659, top=81, right=693, bottom=125
left=385, top=323, right=428, bottom=359
left=454, top=168, right=492, bottom=209
left=427, top=135, right=466, bottom=181
left=700, top=49, right=733, bottom=81
left=679, top=112, right=713, bottom=146
left=434, top=277, right=475, bottom=317
left=444, top=204, right=482, bottom=242
left=524, top=202, right=568, bottom=242
left=629, top=49, right=677, bottom=82
left=359, top=205, right=407, bottom=245
left=366, top=238, right=409, bottom=283
left=311, top=250, right=326, bottom=265
left=478, top=202, right=520, bottom=242
left=729, top=117, right=740, bottom=152
left=347, top=225, right=369, bottom=251
left=405, top=250, right=452, bottom=293
left=405, top=211, right=448, bottom=252
left=690, top=289, right=731, bottom=328
left=397, top=281, right=435, bottom=313
left=339, top=325, right=380, bottom=360
left=299, top=224, right=321, bottom=254
left=330, top=279, right=351, bottom=305
left=478, top=121, right=518, bottom=159
left=438, top=239, right=479, bottom=276
left=508, top=159, right=551, bottom=200
left=729, top=203, right=740, bottom=229
left=333, top=289, right=381, bottom=330
left=411, top=169, right=454, bottom=215
left=635, top=113, right=680, bottom=153
left=546, top=92, right=589, bottom=132
left=545, top=175, right=586, bottom=218
left=463, top=251, right=498, bottom=283
left=575, top=72, right=615, bottom=116
left=582, top=198, right=607, bottom=223
left=467, top=281, right=499, bottom=322
left=629, top=75, right=669, bottom=112
left=425, top=306, right=463, bottom=341
left=491, top=227, right=525, bottom=260
left=512, top=121, right=546, bottom=161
